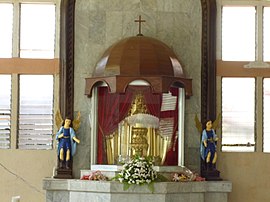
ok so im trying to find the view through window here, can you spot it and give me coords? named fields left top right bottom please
left=0, top=1, right=59, bottom=150
left=219, top=1, right=270, bottom=152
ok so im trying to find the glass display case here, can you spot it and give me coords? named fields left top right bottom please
left=93, top=84, right=185, bottom=166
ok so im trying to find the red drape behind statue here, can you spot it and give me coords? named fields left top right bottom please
left=97, top=87, right=133, bottom=163
left=97, top=86, right=179, bottom=165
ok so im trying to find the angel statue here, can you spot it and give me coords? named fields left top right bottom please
left=55, top=110, right=81, bottom=169
left=195, top=114, right=221, bottom=170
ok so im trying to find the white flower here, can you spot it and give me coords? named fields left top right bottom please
left=116, top=155, right=157, bottom=186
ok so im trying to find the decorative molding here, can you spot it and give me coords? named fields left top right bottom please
left=85, top=76, right=192, bottom=98
left=55, top=0, right=76, bottom=179
left=59, top=0, right=76, bottom=120
left=201, top=0, right=217, bottom=123
left=200, top=0, right=221, bottom=180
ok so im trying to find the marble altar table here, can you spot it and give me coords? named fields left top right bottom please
left=43, top=178, right=232, bottom=202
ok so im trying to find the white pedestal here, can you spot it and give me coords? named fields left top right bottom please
left=43, top=178, right=232, bottom=202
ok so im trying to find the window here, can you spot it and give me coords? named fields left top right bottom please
left=0, top=0, right=60, bottom=150
left=263, top=7, right=270, bottom=61
left=0, top=3, right=13, bottom=58
left=222, top=78, right=255, bottom=152
left=263, top=78, right=270, bottom=152
left=18, top=75, right=54, bottom=149
left=221, top=2, right=270, bottom=64
left=217, top=1, right=270, bottom=152
left=0, top=75, right=11, bottom=149
left=20, top=4, right=56, bottom=58
left=222, top=6, right=256, bottom=61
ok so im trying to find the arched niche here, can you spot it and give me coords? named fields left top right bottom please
left=59, top=0, right=217, bottom=130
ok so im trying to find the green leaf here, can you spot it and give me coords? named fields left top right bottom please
left=155, top=173, right=169, bottom=182
left=148, top=182, right=154, bottom=193
left=123, top=183, right=131, bottom=191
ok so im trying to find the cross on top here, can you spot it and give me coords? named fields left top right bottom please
left=134, top=15, right=146, bottom=36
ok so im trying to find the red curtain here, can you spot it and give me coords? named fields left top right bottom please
left=97, top=87, right=133, bottom=164
left=143, top=89, right=161, bottom=118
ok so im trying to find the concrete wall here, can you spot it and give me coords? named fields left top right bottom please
left=0, top=150, right=56, bottom=202
left=217, top=152, right=270, bottom=202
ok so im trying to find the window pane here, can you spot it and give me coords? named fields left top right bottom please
left=19, top=75, right=53, bottom=149
left=20, top=4, right=55, bottom=59
left=222, top=7, right=256, bottom=61
left=222, top=78, right=255, bottom=152
left=263, top=78, right=270, bottom=152
left=0, top=4, right=13, bottom=58
left=0, top=75, right=11, bottom=149
left=263, top=7, right=270, bottom=62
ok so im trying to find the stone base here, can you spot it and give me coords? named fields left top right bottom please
left=43, top=179, right=232, bottom=202
left=54, top=168, right=73, bottom=179
left=201, top=169, right=222, bottom=181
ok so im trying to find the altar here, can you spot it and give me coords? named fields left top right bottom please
left=45, top=23, right=233, bottom=202
left=43, top=178, right=232, bottom=202
left=44, top=164, right=232, bottom=202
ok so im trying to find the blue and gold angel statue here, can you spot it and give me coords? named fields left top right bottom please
left=55, top=110, right=81, bottom=169
left=195, top=114, right=221, bottom=170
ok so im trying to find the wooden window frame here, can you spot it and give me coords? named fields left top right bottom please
left=0, top=0, right=60, bottom=149
left=216, top=0, right=270, bottom=152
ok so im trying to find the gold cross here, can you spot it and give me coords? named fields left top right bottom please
left=134, top=15, right=146, bottom=36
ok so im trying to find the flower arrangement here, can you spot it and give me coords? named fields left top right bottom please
left=81, top=170, right=108, bottom=181
left=172, top=172, right=195, bottom=182
left=172, top=167, right=205, bottom=182
left=115, top=155, right=158, bottom=191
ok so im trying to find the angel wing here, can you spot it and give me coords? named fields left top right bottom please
left=72, top=111, right=81, bottom=132
left=55, top=109, right=63, bottom=130
left=194, top=114, right=203, bottom=134
left=212, top=113, right=221, bottom=131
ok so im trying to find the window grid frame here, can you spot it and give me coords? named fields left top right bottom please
left=0, top=0, right=60, bottom=150
left=262, top=77, right=270, bottom=152
left=221, top=77, right=257, bottom=152
left=217, top=0, right=270, bottom=63
left=217, top=0, right=270, bottom=152
left=0, top=74, right=12, bottom=149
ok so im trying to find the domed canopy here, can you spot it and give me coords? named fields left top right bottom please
left=94, top=36, right=184, bottom=77
left=85, top=36, right=192, bottom=97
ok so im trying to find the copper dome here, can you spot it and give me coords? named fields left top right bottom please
left=85, top=36, right=192, bottom=97
left=94, top=36, right=184, bottom=77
